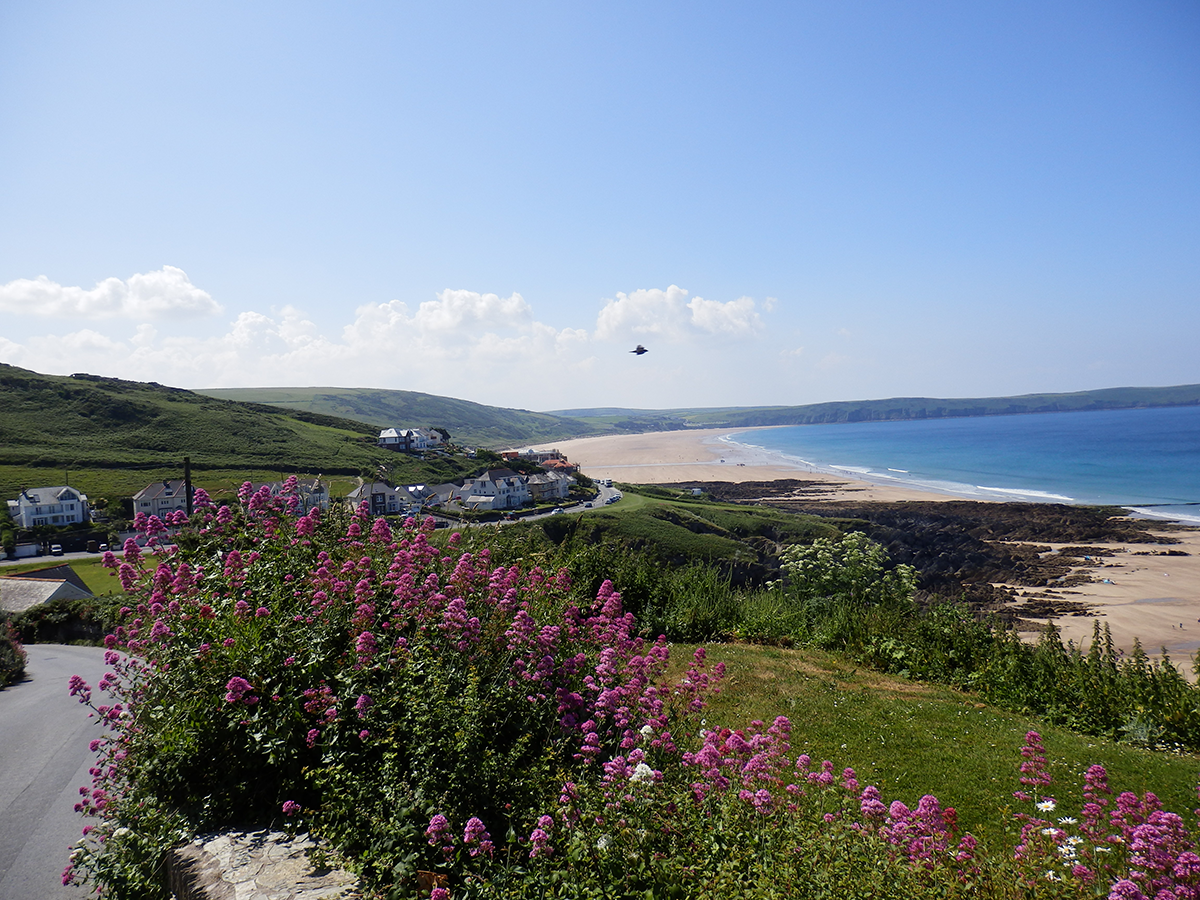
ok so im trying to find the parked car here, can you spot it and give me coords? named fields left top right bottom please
left=50, top=544, right=63, bottom=556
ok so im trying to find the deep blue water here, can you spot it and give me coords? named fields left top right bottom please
left=725, top=405, right=1200, bottom=524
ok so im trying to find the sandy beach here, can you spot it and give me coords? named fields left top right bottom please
left=548, top=428, right=1200, bottom=663
left=550, top=427, right=949, bottom=502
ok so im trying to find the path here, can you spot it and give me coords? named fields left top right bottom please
left=0, top=643, right=110, bottom=899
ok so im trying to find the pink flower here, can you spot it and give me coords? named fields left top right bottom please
left=464, top=816, right=494, bottom=857
left=224, top=676, right=258, bottom=705
left=426, top=814, right=450, bottom=846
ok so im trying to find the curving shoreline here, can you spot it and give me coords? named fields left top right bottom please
left=550, top=428, right=1200, bottom=668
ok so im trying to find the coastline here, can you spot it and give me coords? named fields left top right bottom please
left=551, top=427, right=953, bottom=503
left=549, top=428, right=1200, bottom=665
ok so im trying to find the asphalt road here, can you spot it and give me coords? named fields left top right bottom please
left=0, top=644, right=110, bottom=900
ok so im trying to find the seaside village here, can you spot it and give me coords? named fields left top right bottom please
left=0, top=425, right=590, bottom=618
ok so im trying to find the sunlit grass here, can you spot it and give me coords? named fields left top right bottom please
left=669, top=641, right=1200, bottom=842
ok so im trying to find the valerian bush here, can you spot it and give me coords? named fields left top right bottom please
left=64, top=480, right=719, bottom=896
left=63, top=480, right=1200, bottom=899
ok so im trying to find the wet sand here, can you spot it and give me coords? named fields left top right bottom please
left=548, top=428, right=1200, bottom=663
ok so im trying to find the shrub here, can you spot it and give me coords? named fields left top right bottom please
left=0, top=620, right=27, bottom=686
left=64, top=484, right=718, bottom=896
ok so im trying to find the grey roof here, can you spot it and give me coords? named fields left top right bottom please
left=134, top=480, right=186, bottom=501
left=346, top=482, right=402, bottom=501
left=15, top=486, right=86, bottom=504
left=0, top=577, right=93, bottom=614
left=8, top=564, right=92, bottom=594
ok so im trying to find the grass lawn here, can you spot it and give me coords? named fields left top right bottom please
left=669, top=641, right=1200, bottom=843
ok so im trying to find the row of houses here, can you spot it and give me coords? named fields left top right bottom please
left=347, top=466, right=573, bottom=513
left=8, top=447, right=578, bottom=538
left=6, top=478, right=333, bottom=533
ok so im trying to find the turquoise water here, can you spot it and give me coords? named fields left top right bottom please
left=725, top=405, right=1200, bottom=525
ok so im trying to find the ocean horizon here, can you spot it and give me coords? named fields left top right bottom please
left=724, top=405, right=1200, bottom=526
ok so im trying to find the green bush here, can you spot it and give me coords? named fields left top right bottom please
left=0, top=621, right=27, bottom=686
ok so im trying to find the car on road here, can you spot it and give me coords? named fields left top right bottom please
left=50, top=544, right=63, bottom=555
left=551, top=508, right=565, bottom=515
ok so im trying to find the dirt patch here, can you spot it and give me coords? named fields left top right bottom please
left=763, top=649, right=934, bottom=698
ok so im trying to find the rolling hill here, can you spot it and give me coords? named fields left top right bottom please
left=202, top=382, right=1200, bottom=438
left=551, top=383, right=1200, bottom=428
left=0, top=365, right=473, bottom=501
left=196, top=386, right=648, bottom=445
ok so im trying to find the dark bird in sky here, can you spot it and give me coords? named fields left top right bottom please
left=630, top=344, right=648, bottom=355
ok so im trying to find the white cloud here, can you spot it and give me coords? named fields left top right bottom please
left=594, top=285, right=764, bottom=342
left=687, top=295, right=761, bottom=336
left=0, top=282, right=778, bottom=408
left=0, top=266, right=222, bottom=319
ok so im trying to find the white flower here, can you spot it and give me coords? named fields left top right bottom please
left=1057, top=845, right=1077, bottom=859
left=1041, top=827, right=1059, bottom=837
left=112, top=828, right=131, bottom=840
left=640, top=724, right=653, bottom=738
left=630, top=762, right=655, bottom=784
left=1045, top=870, right=1061, bottom=882
left=1065, top=836, right=1083, bottom=846
left=596, top=834, right=611, bottom=851
left=1036, top=799, right=1057, bottom=813
left=1058, top=816, right=1078, bottom=826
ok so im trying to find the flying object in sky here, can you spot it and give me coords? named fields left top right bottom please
left=630, top=345, right=648, bottom=355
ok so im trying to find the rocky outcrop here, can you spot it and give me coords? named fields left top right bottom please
left=166, top=830, right=359, bottom=900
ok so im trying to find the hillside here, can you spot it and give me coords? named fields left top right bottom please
left=201, top=383, right=1200, bottom=443
left=0, top=364, right=472, bottom=501
left=197, top=386, right=625, bottom=446
left=552, top=383, right=1200, bottom=428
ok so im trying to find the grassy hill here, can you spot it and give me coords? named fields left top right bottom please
left=197, top=386, right=627, bottom=446
left=0, top=364, right=473, bottom=502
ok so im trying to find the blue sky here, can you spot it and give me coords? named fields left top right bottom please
left=1, top=1, right=1197, bottom=410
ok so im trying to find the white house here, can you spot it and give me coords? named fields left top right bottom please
left=347, top=482, right=413, bottom=517
left=252, top=479, right=331, bottom=513
left=7, top=486, right=90, bottom=529
left=133, top=480, right=189, bottom=519
left=378, top=428, right=445, bottom=452
left=460, top=469, right=531, bottom=510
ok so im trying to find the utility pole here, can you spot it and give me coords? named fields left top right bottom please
left=184, top=456, right=194, bottom=516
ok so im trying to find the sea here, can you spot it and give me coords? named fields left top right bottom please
left=724, top=405, right=1200, bottom=525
